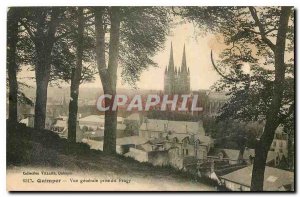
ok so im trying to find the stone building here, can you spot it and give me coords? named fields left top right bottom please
left=164, top=43, right=190, bottom=95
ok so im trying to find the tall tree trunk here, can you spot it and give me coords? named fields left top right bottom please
left=7, top=8, right=19, bottom=125
left=33, top=8, right=60, bottom=130
left=250, top=7, right=292, bottom=191
left=68, top=7, right=84, bottom=143
left=103, top=92, right=117, bottom=154
left=95, top=7, right=121, bottom=154
left=34, top=58, right=51, bottom=130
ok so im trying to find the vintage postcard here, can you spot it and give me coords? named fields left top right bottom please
left=6, top=6, right=294, bottom=191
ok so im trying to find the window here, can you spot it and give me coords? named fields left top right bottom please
left=186, top=149, right=188, bottom=156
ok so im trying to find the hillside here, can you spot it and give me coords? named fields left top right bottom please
left=7, top=122, right=218, bottom=191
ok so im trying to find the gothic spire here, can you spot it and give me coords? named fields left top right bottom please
left=168, top=42, right=175, bottom=71
left=181, top=44, right=187, bottom=72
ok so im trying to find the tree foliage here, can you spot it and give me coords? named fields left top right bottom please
left=180, top=7, right=294, bottom=125
left=179, top=6, right=294, bottom=191
left=94, top=6, right=172, bottom=153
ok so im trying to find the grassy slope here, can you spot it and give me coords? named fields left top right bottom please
left=7, top=122, right=221, bottom=191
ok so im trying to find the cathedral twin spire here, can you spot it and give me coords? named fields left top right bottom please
left=168, top=42, right=175, bottom=71
left=164, top=42, right=191, bottom=95
left=166, top=42, right=190, bottom=74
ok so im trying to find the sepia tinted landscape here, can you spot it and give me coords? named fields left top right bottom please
left=6, top=6, right=294, bottom=191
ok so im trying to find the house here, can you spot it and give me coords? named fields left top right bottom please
left=77, top=115, right=127, bottom=139
left=208, top=149, right=243, bottom=165
left=78, top=115, right=124, bottom=131
left=139, top=119, right=206, bottom=139
left=139, top=118, right=213, bottom=151
left=137, top=118, right=213, bottom=168
left=83, top=123, right=127, bottom=140
left=243, top=148, right=285, bottom=167
left=219, top=165, right=294, bottom=191
left=83, top=136, right=148, bottom=155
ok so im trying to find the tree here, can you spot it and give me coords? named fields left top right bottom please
left=59, top=7, right=96, bottom=143
left=66, top=7, right=85, bottom=143
left=20, top=7, right=66, bottom=129
left=94, top=7, right=171, bottom=154
left=7, top=8, right=20, bottom=125
left=180, top=6, right=294, bottom=190
left=17, top=7, right=96, bottom=142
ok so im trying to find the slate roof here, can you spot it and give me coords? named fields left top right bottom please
left=140, top=119, right=204, bottom=135
left=116, top=136, right=148, bottom=146
left=223, top=149, right=241, bottom=161
left=79, top=115, right=124, bottom=123
left=220, top=165, right=294, bottom=191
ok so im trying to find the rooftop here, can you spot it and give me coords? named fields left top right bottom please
left=220, top=165, right=294, bottom=191
left=140, top=119, right=205, bottom=135
left=79, top=115, right=124, bottom=123
left=116, top=136, right=148, bottom=146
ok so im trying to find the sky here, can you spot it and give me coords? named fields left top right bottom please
left=18, top=17, right=225, bottom=91
left=81, top=18, right=223, bottom=91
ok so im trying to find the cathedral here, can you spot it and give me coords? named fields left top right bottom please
left=164, top=43, right=190, bottom=95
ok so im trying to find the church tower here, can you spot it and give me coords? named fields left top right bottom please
left=164, top=42, right=176, bottom=94
left=178, top=44, right=190, bottom=94
left=164, top=43, right=190, bottom=95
